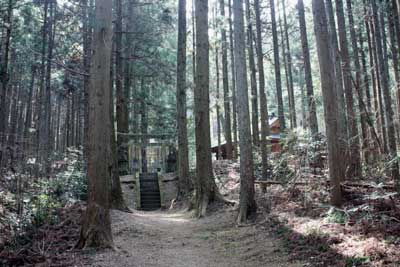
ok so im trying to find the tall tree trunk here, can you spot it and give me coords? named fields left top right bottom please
left=16, top=88, right=25, bottom=144
left=131, top=79, right=139, bottom=135
left=77, top=0, right=114, bottom=249
left=8, top=80, right=20, bottom=150
left=194, top=0, right=219, bottom=217
left=37, top=0, right=48, bottom=168
left=299, top=76, right=307, bottom=129
left=115, top=0, right=129, bottom=175
left=219, top=0, right=233, bottom=160
left=359, top=27, right=372, bottom=113
left=233, top=0, right=257, bottom=223
left=24, top=64, right=36, bottom=151
left=379, top=3, right=391, bottom=134
left=393, top=0, right=400, bottom=63
left=325, top=0, right=348, bottom=178
left=254, top=0, right=270, bottom=184
left=312, top=0, right=342, bottom=207
left=297, top=0, right=318, bottom=135
left=346, top=0, right=369, bottom=165
left=140, top=78, right=148, bottom=173
left=213, top=12, right=223, bottom=160
left=215, top=44, right=222, bottom=160
left=270, top=0, right=285, bottom=131
left=335, top=0, right=362, bottom=179
left=369, top=2, right=387, bottom=152
left=66, top=93, right=71, bottom=149
left=192, top=0, right=196, bottom=84
left=55, top=94, right=61, bottom=151
left=390, top=0, right=400, bottom=133
left=397, top=0, right=400, bottom=22
left=359, top=27, right=376, bottom=161
left=282, top=0, right=296, bottom=128
left=245, top=0, right=259, bottom=145
left=0, top=0, right=13, bottom=165
left=372, top=0, right=400, bottom=189
left=82, top=0, right=93, bottom=171
left=278, top=5, right=291, bottom=128
left=363, top=0, right=375, bottom=113
left=176, top=0, right=190, bottom=195
left=75, top=90, right=82, bottom=147
left=47, top=2, right=55, bottom=153
left=363, top=0, right=383, bottom=153
left=110, top=46, right=130, bottom=212
left=71, top=91, right=76, bottom=146
left=228, top=0, right=238, bottom=158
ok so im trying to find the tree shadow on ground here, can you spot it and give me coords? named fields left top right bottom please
left=263, top=214, right=372, bottom=267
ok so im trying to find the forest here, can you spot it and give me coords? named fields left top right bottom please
left=0, top=0, right=400, bottom=266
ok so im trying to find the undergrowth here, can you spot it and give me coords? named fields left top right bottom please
left=0, top=147, right=86, bottom=254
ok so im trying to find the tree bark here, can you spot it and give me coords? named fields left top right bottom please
left=219, top=0, right=233, bottom=160
left=8, top=78, right=21, bottom=150
left=397, top=0, right=400, bottom=23
left=82, top=0, right=93, bottom=175
left=371, top=0, right=400, bottom=190
left=312, top=0, right=343, bottom=207
left=335, top=0, right=362, bottom=179
left=176, top=0, right=190, bottom=195
left=194, top=0, right=219, bottom=217
left=233, top=0, right=257, bottom=223
left=55, top=94, right=61, bottom=151
left=254, top=0, right=270, bottom=184
left=374, top=23, right=387, bottom=152
left=214, top=22, right=222, bottom=160
left=110, top=55, right=130, bottom=212
left=245, top=0, right=259, bottom=145
left=0, top=0, right=13, bottom=165
left=281, top=0, right=296, bottom=128
left=228, top=0, right=238, bottom=159
left=363, top=0, right=384, bottom=153
left=77, top=0, right=114, bottom=249
left=46, top=2, right=55, bottom=153
left=359, top=27, right=375, bottom=161
left=115, top=0, right=129, bottom=175
left=24, top=64, right=36, bottom=150
left=66, top=92, right=71, bottom=149
left=140, top=78, right=148, bottom=173
left=325, top=0, right=348, bottom=179
left=388, top=0, right=400, bottom=141
left=270, top=0, right=285, bottom=131
left=37, top=0, right=49, bottom=168
left=192, top=0, right=196, bottom=85
left=297, top=0, right=318, bottom=135
left=346, top=0, right=369, bottom=165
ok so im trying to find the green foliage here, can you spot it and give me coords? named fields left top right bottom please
left=324, top=208, right=348, bottom=224
left=31, top=193, right=61, bottom=226
left=281, top=130, right=301, bottom=154
left=53, top=162, right=87, bottom=201
left=304, top=226, right=326, bottom=238
left=345, top=256, right=370, bottom=267
left=271, top=154, right=295, bottom=182
left=0, top=148, right=86, bottom=250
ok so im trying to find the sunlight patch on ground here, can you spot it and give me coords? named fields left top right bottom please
left=134, top=211, right=191, bottom=223
left=276, top=212, right=399, bottom=264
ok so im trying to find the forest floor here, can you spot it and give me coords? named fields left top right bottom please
left=86, top=208, right=304, bottom=267
left=86, top=166, right=303, bottom=267
left=2, top=158, right=400, bottom=266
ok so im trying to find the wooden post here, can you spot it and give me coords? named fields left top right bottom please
left=135, top=173, right=141, bottom=209
left=158, top=173, right=165, bottom=209
left=161, top=143, right=166, bottom=174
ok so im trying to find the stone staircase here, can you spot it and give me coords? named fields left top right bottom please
left=139, top=173, right=161, bottom=211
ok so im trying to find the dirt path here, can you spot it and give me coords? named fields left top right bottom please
left=87, top=207, right=304, bottom=267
